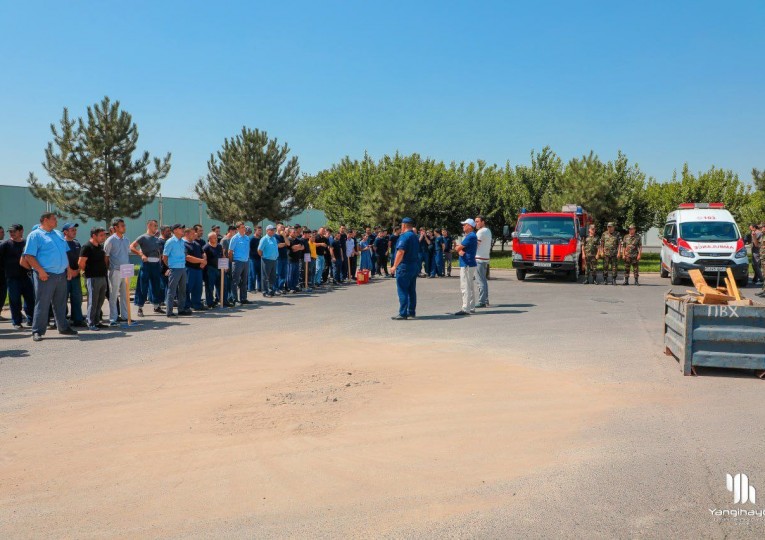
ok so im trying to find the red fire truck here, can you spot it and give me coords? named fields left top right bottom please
left=511, top=204, right=592, bottom=281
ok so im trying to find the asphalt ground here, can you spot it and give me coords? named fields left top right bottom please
left=1, top=271, right=764, bottom=538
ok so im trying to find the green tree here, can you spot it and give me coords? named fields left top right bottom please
left=752, top=168, right=765, bottom=192
left=308, top=156, right=366, bottom=228
left=541, top=151, right=648, bottom=231
left=195, top=127, right=302, bottom=224
left=739, top=168, right=765, bottom=227
left=27, top=96, right=171, bottom=226
left=362, top=153, right=420, bottom=229
left=515, top=146, right=562, bottom=212
left=645, top=164, right=751, bottom=228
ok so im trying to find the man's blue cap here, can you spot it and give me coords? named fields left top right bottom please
left=402, top=217, right=414, bottom=224
left=62, top=222, right=79, bottom=231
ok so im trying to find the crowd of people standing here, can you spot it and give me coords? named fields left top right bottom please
left=0, top=213, right=495, bottom=341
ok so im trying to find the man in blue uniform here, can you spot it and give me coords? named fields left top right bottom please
left=388, top=226, right=400, bottom=277
left=228, top=222, right=251, bottom=304
left=373, top=230, right=389, bottom=276
left=162, top=223, right=192, bottom=317
left=183, top=227, right=207, bottom=310
left=0, top=224, right=34, bottom=330
left=23, top=212, right=78, bottom=340
left=390, top=218, right=420, bottom=320
left=442, top=228, right=454, bottom=277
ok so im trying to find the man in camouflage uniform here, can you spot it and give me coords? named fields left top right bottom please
left=620, top=224, right=642, bottom=286
left=599, top=222, right=621, bottom=285
left=581, top=224, right=600, bottom=284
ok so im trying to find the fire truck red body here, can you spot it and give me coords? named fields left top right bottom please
left=511, top=204, right=592, bottom=281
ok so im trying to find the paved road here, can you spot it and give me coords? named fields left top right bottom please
left=1, top=271, right=763, bottom=538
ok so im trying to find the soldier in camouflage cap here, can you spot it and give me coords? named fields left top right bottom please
left=581, top=224, right=601, bottom=284
left=620, top=224, right=642, bottom=285
left=599, top=222, right=621, bottom=285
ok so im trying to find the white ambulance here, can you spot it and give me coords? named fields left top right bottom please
left=660, top=203, right=748, bottom=286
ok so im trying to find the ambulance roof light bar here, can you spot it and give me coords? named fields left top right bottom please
left=677, top=203, right=725, bottom=209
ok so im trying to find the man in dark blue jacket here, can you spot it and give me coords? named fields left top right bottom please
left=390, top=218, right=420, bottom=320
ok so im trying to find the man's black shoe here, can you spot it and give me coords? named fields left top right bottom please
left=453, top=310, right=469, bottom=316
left=391, top=315, right=408, bottom=320
left=96, top=323, right=109, bottom=329
left=240, top=299, right=252, bottom=305
left=178, top=310, right=193, bottom=316
left=166, top=312, right=178, bottom=318
left=72, top=320, right=88, bottom=327
left=154, top=306, right=166, bottom=314
left=59, top=328, right=78, bottom=336
left=137, top=307, right=144, bottom=317
left=224, top=302, right=236, bottom=307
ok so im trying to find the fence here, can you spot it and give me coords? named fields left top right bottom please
left=0, top=184, right=326, bottom=237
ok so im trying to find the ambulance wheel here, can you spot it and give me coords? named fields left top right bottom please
left=516, top=269, right=526, bottom=281
left=737, top=276, right=748, bottom=288
left=670, top=263, right=682, bottom=285
left=660, top=265, right=669, bottom=278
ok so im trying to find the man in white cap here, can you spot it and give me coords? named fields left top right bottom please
left=453, top=218, right=478, bottom=316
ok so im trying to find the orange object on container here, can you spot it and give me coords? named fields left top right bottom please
left=356, top=269, right=370, bottom=284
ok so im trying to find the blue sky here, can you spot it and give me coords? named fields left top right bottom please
left=1, top=0, right=763, bottom=196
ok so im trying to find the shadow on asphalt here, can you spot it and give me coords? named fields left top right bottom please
left=414, top=309, right=528, bottom=320
left=475, top=309, right=528, bottom=315
left=688, top=366, right=765, bottom=380
left=0, top=349, right=30, bottom=358
left=0, top=330, right=29, bottom=340
left=73, top=332, right=132, bottom=342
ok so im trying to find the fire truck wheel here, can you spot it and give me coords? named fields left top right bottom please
left=516, top=269, right=526, bottom=281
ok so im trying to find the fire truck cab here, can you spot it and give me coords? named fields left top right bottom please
left=511, top=204, right=591, bottom=282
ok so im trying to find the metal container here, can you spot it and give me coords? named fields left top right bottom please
left=664, top=294, right=765, bottom=376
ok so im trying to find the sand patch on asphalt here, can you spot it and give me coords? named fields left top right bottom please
left=0, top=335, right=640, bottom=538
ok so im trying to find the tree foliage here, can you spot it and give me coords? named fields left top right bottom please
left=543, top=151, right=652, bottom=231
left=195, top=127, right=301, bottom=224
left=644, top=164, right=751, bottom=227
left=27, top=96, right=171, bottom=226
left=301, top=148, right=665, bottom=237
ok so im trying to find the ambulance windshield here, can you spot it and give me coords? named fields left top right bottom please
left=516, top=217, right=575, bottom=240
left=679, top=221, right=739, bottom=242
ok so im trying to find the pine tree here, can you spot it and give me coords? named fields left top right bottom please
left=28, top=96, right=171, bottom=227
left=195, top=127, right=302, bottom=224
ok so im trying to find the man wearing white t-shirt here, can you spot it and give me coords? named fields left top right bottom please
left=474, top=215, right=492, bottom=308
